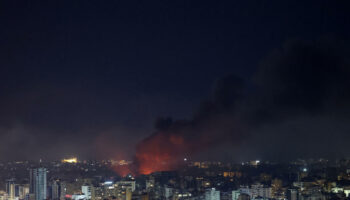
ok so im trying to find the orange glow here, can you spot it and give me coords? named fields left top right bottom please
left=135, top=132, right=192, bottom=175
left=94, top=132, right=135, bottom=177
left=169, top=135, right=184, bottom=145
left=112, top=164, right=135, bottom=177
left=96, top=127, right=216, bottom=176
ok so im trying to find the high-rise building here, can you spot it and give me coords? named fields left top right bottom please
left=30, top=168, right=47, bottom=200
left=29, top=169, right=35, bottom=194
left=18, top=185, right=30, bottom=199
left=205, top=188, right=220, bottom=200
left=59, top=182, right=66, bottom=200
left=287, top=189, right=298, bottom=200
left=6, top=179, right=16, bottom=200
left=81, top=185, right=94, bottom=200
left=51, top=181, right=60, bottom=200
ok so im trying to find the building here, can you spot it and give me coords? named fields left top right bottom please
left=6, top=179, right=16, bottom=200
left=240, top=184, right=271, bottom=199
left=126, top=188, right=132, bottom=200
left=60, top=182, right=66, bottom=200
left=238, top=194, right=250, bottom=200
left=287, top=189, right=298, bottom=200
left=164, top=186, right=174, bottom=199
left=29, top=170, right=35, bottom=194
left=250, top=184, right=272, bottom=199
left=81, top=185, right=94, bottom=200
left=205, top=188, right=220, bottom=200
left=51, top=180, right=62, bottom=200
left=115, top=181, right=136, bottom=192
left=71, top=194, right=86, bottom=200
left=30, top=168, right=47, bottom=200
left=232, top=190, right=240, bottom=200
left=0, top=191, right=8, bottom=200
left=18, top=185, right=30, bottom=199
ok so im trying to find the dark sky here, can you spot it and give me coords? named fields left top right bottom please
left=0, top=0, right=350, bottom=161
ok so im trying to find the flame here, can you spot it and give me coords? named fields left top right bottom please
left=135, top=132, right=190, bottom=175
left=95, top=127, right=218, bottom=176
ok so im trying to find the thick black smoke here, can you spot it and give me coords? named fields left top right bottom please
left=247, top=38, right=350, bottom=160
left=136, top=38, right=350, bottom=167
left=255, top=38, right=350, bottom=115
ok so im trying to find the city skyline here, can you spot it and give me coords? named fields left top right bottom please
left=4, top=1, right=350, bottom=199
left=1, top=0, right=350, bottom=168
left=1, top=158, right=350, bottom=199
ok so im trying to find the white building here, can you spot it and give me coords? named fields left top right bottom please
left=164, top=186, right=173, bottom=199
left=71, top=194, right=86, bottom=200
left=232, top=190, right=240, bottom=200
left=81, top=185, right=93, bottom=200
left=205, top=188, right=220, bottom=200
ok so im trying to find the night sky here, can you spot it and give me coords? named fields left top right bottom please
left=1, top=0, right=350, bottom=162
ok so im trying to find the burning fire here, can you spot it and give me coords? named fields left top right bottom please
left=97, top=124, right=221, bottom=176
left=134, top=132, right=191, bottom=175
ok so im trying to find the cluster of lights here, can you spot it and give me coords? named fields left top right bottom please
left=117, top=160, right=131, bottom=165
left=62, top=157, right=78, bottom=163
left=177, top=193, right=192, bottom=197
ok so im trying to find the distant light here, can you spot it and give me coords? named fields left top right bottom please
left=104, top=181, right=113, bottom=185
left=62, top=157, right=77, bottom=163
left=303, top=168, right=307, bottom=172
left=256, top=160, right=260, bottom=164
left=184, top=158, right=187, bottom=161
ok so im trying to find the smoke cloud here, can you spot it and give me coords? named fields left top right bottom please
left=126, top=38, right=350, bottom=175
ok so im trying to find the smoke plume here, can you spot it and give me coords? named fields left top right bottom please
left=111, top=38, right=350, bottom=176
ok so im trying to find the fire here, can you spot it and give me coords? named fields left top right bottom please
left=106, top=129, right=216, bottom=176
left=62, top=157, right=78, bottom=163
left=96, top=126, right=215, bottom=176
left=135, top=132, right=191, bottom=175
